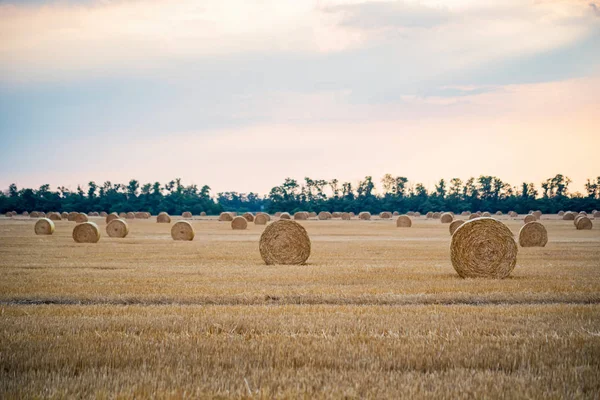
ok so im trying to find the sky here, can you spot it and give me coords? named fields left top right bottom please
left=0, top=0, right=599, bottom=196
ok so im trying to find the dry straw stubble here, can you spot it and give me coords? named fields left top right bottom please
left=106, top=219, right=129, bottom=238
left=34, top=218, right=55, bottom=235
left=171, top=221, right=195, bottom=241
left=518, top=221, right=548, bottom=247
left=72, top=222, right=101, bottom=243
left=259, top=220, right=311, bottom=265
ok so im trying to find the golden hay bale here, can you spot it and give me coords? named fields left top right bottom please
left=219, top=212, right=234, bottom=222
left=23, top=211, right=29, bottom=216
left=119, top=212, right=127, bottom=218
left=144, top=212, right=151, bottom=219
left=243, top=212, right=255, bottom=222
left=476, top=211, right=482, bottom=217
left=72, top=222, right=100, bottom=243
left=573, top=215, right=584, bottom=227
left=495, top=211, right=503, bottom=216
left=469, top=213, right=479, bottom=220
left=256, top=212, right=271, bottom=221
left=440, top=212, right=453, bottom=223
left=157, top=212, right=171, bottom=223
left=171, top=220, right=195, bottom=240
left=67, top=212, right=78, bottom=221
left=461, top=211, right=470, bottom=216
left=519, top=221, right=548, bottom=247
left=318, top=211, right=332, bottom=220
left=523, top=214, right=537, bottom=224
left=449, top=219, right=464, bottom=235
left=341, top=212, right=351, bottom=220
left=48, top=212, right=62, bottom=221
left=231, top=216, right=248, bottom=230
left=75, top=213, right=88, bottom=223
left=106, top=219, right=129, bottom=238
left=425, top=212, right=433, bottom=218
left=182, top=211, right=192, bottom=218
left=432, top=212, right=441, bottom=219
left=349, top=212, right=355, bottom=217
left=594, top=211, right=600, bottom=219
left=34, top=218, right=55, bottom=235
left=200, top=212, right=207, bottom=216
left=407, top=211, right=415, bottom=217
left=575, top=216, right=592, bottom=230
left=308, top=212, right=317, bottom=218
left=396, top=215, right=412, bottom=228
left=259, top=220, right=311, bottom=265
left=450, top=218, right=517, bottom=279
left=274, top=212, right=282, bottom=217
left=509, top=211, right=518, bottom=217
left=294, top=211, right=308, bottom=220
left=29, top=211, right=38, bottom=218
left=126, top=212, right=135, bottom=219
left=38, top=212, right=46, bottom=217
left=380, top=211, right=392, bottom=219
left=358, top=211, right=371, bottom=220
left=134, top=212, right=144, bottom=219
left=562, top=212, right=575, bottom=221
left=393, top=211, right=399, bottom=216
left=58, top=212, right=67, bottom=219
left=533, top=210, right=542, bottom=219
left=482, top=212, right=492, bottom=218
left=280, top=212, right=291, bottom=220
left=415, top=212, right=421, bottom=217
left=332, top=212, right=342, bottom=218
left=557, top=211, right=565, bottom=216
left=579, top=211, right=587, bottom=216
left=254, top=214, right=269, bottom=225
left=100, top=211, right=107, bottom=217
left=106, top=213, right=119, bottom=224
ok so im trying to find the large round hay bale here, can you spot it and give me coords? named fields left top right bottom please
left=259, top=220, right=311, bottom=265
left=48, top=212, right=62, bottom=221
left=200, top=211, right=207, bottom=217
left=231, top=216, right=248, bottom=230
left=396, top=215, right=412, bottom=228
left=67, top=212, right=78, bottom=221
left=219, top=212, right=233, bottom=222
left=106, top=219, right=129, bottom=238
left=533, top=210, right=542, bottom=219
left=72, top=222, right=100, bottom=243
left=100, top=211, right=107, bottom=217
left=34, top=218, right=55, bottom=235
left=450, top=218, right=517, bottom=279
left=523, top=214, right=537, bottom=224
left=440, top=212, right=453, bottom=223
left=574, top=215, right=584, bottom=227
left=460, top=211, right=470, bottom=216
left=75, top=213, right=88, bottom=223
left=469, top=213, right=479, bottom=220
left=171, top=220, right=195, bottom=240
left=558, top=210, right=565, bottom=216
left=243, top=212, right=254, bottom=222
left=332, top=212, right=342, bottom=218
left=449, top=220, right=464, bottom=235
left=182, top=211, right=192, bottom=219
left=318, top=211, right=332, bottom=220
left=482, top=212, right=492, bottom=218
left=341, top=212, right=351, bottom=220
left=519, top=222, right=548, bottom=247
left=254, top=214, right=269, bottom=225
left=575, top=217, right=592, bottom=230
left=562, top=212, right=575, bottom=221
left=358, top=212, right=371, bottom=220
left=279, top=212, right=291, bottom=220
left=294, top=211, right=308, bottom=220
left=380, top=211, right=392, bottom=219
left=476, top=211, right=482, bottom=217
left=157, top=212, right=171, bottom=223
left=106, top=212, right=119, bottom=224
left=30, top=211, right=40, bottom=218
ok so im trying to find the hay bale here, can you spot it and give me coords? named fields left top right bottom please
left=34, top=218, right=55, bottom=235
left=38, top=212, right=46, bottom=218
left=461, top=211, right=470, bottom=216
left=380, top=211, right=392, bottom=219
left=432, top=212, right=442, bottom=219
left=106, top=219, right=129, bottom=238
left=256, top=212, right=271, bottom=221
left=274, top=212, right=282, bottom=217
left=259, top=220, right=311, bottom=265
left=393, top=211, right=399, bottom=216
left=119, top=212, right=127, bottom=218
left=125, top=212, right=135, bottom=219
left=575, top=216, right=592, bottom=230
left=279, top=212, right=291, bottom=220
left=318, top=211, right=332, bottom=220
left=579, top=211, right=587, bottom=216
left=358, top=211, right=371, bottom=220
left=523, top=214, right=537, bottom=224
left=594, top=211, right=600, bottom=219
left=200, top=211, right=207, bottom=216
left=495, top=211, right=503, bottom=216
left=574, top=215, right=584, bottom=227
left=100, top=212, right=107, bottom=217
left=106, top=213, right=119, bottom=224
left=68, top=212, right=78, bottom=221
left=48, top=212, right=62, bottom=221
left=450, top=218, right=517, bottom=279
left=396, top=215, right=412, bottom=228
left=255, top=214, right=269, bottom=225
left=219, top=212, right=234, bottom=222
left=468, top=213, right=479, bottom=220
left=440, top=212, right=453, bottom=223
left=557, top=211, right=565, bottom=216
left=308, top=212, right=317, bottom=218
left=171, top=220, right=195, bottom=240
left=407, top=211, right=415, bottom=217
left=414, top=212, right=421, bottom=217
left=349, top=212, right=355, bottom=217
left=482, top=212, right=492, bottom=218
left=519, top=222, right=548, bottom=247
left=157, top=212, right=171, bottom=223
left=29, top=211, right=39, bottom=218
left=332, top=212, right=342, bottom=218
left=75, top=213, right=88, bottom=223
left=562, top=212, right=576, bottom=221
left=449, top=220, right=464, bottom=235
left=72, top=222, right=100, bottom=243
left=294, top=212, right=308, bottom=220
left=341, top=212, right=351, bottom=220
left=243, top=212, right=255, bottom=222
left=90, top=212, right=100, bottom=217
left=182, top=211, right=192, bottom=219
left=476, top=211, right=482, bottom=217
left=533, top=210, right=542, bottom=219
left=23, top=211, right=29, bottom=216
left=509, top=211, right=518, bottom=217
left=231, top=216, right=248, bottom=230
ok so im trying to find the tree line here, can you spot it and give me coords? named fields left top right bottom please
left=1, top=174, right=599, bottom=215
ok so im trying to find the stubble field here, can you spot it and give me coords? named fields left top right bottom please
left=1, top=215, right=599, bottom=398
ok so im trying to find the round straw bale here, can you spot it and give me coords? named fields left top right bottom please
left=308, top=212, right=317, bottom=218
left=476, top=211, right=482, bottom=217
left=243, top=212, right=254, bottom=222
left=157, top=212, right=171, bottom=223
left=144, top=212, right=151, bottom=219
left=318, top=211, right=332, bottom=220
left=393, top=211, right=399, bottom=216
left=533, top=210, right=542, bottom=219
left=106, top=212, right=119, bottom=224
left=274, top=212, right=282, bottom=217
left=72, top=222, right=100, bottom=243
left=579, top=211, right=587, bottom=216
left=407, top=211, right=415, bottom=217
left=332, top=212, right=342, bottom=218
left=450, top=218, right=517, bottom=279
left=469, top=213, right=479, bottom=220
left=119, top=212, right=127, bottom=218
left=23, top=211, right=29, bottom=216
left=48, top=212, right=62, bottom=221
left=126, top=212, right=135, bottom=219
left=380, top=211, right=392, bottom=219
left=396, top=215, right=412, bottom=228
left=60, top=212, right=68, bottom=219
left=562, top=212, right=575, bottom=220
left=440, top=212, right=453, bottom=223
left=100, top=211, right=107, bottom=217
left=34, top=218, right=55, bottom=235
left=294, top=211, right=308, bottom=220
left=449, top=219, right=464, bottom=235
left=558, top=210, right=565, bottom=216
left=38, top=212, right=46, bottom=218
left=218, top=212, right=233, bottom=222
left=523, top=214, right=537, bottom=224
left=519, top=222, right=548, bottom=247
left=279, top=212, right=291, bottom=220
left=432, top=212, right=441, bottom=219
left=200, top=211, right=207, bottom=216
left=231, top=216, right=248, bottom=230
left=29, top=211, right=40, bottom=218
left=495, top=211, right=503, bottom=216
left=358, top=211, right=371, bottom=220
left=182, top=211, right=192, bottom=219
left=575, top=216, right=592, bottom=230
left=415, top=212, right=421, bottom=217
left=106, top=219, right=129, bottom=238
left=482, top=212, right=492, bottom=218
left=171, top=220, right=195, bottom=240
left=594, top=211, right=600, bottom=219
left=426, top=212, right=433, bottom=218
left=256, top=212, right=271, bottom=221
left=461, top=211, right=470, bottom=216
left=75, top=213, right=88, bottom=223
left=573, top=215, right=584, bottom=226
left=67, top=212, right=78, bottom=221
left=259, top=220, right=311, bottom=265
left=254, top=214, right=269, bottom=225
left=341, top=212, right=351, bottom=220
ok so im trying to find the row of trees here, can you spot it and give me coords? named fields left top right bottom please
left=1, top=174, right=599, bottom=215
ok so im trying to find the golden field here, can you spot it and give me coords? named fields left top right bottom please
left=1, top=215, right=599, bottom=398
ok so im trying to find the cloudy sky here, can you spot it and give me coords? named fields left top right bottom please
left=1, top=0, right=599, bottom=195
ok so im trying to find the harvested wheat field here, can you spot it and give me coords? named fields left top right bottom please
left=1, top=214, right=599, bottom=398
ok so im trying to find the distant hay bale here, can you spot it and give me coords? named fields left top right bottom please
left=393, top=211, right=399, bottom=216
left=575, top=216, right=592, bottom=230
left=126, top=212, right=135, bottom=219
left=274, top=212, right=282, bottom=217
left=157, top=212, right=171, bottom=223
left=318, top=211, right=332, bottom=220
left=594, top=211, right=600, bottom=219
left=358, top=211, right=371, bottom=220
left=432, top=212, right=441, bottom=219
left=48, top=212, right=62, bottom=221
left=476, top=211, right=482, bottom=217
left=30, top=211, right=40, bottom=218
left=182, top=211, right=192, bottom=219
left=308, top=212, right=317, bottom=218
left=119, top=212, right=127, bottom=218
left=23, top=211, right=29, bottom=216
left=523, top=214, right=537, bottom=224
left=100, top=211, right=107, bottom=217
left=519, top=222, right=548, bottom=247
left=533, top=210, right=542, bottom=219
left=243, top=212, right=254, bottom=222
left=254, top=214, right=269, bottom=225
left=414, top=212, right=421, bottom=217
left=106, top=213, right=119, bottom=224
left=106, top=219, right=129, bottom=238
left=294, top=211, right=308, bottom=220
left=279, top=212, right=291, bottom=220
left=75, top=213, right=88, bottom=223
left=449, top=220, right=464, bottom=235
left=407, top=211, right=415, bottom=217
left=144, top=212, right=151, bottom=219
left=440, top=212, right=453, bottom=223
left=461, top=211, right=470, bottom=216
left=171, top=220, right=195, bottom=240
left=450, top=218, right=517, bottom=279
left=469, top=213, right=479, bottom=220
left=509, top=211, right=517, bottom=217
left=349, top=212, right=355, bottom=217
left=341, top=212, right=351, bottom=220
left=332, top=212, right=342, bottom=218
left=396, top=215, right=412, bottom=228
left=67, top=212, right=78, bottom=221
left=558, top=211, right=565, bottom=216
left=256, top=212, right=271, bottom=221
left=134, top=212, right=145, bottom=219
left=562, top=212, right=576, bottom=221
left=482, top=212, right=492, bottom=218
left=380, top=211, right=392, bottom=219
left=200, top=212, right=207, bottom=216
left=259, top=220, right=311, bottom=265
left=573, top=215, right=584, bottom=227
left=72, top=222, right=101, bottom=243
left=231, top=216, right=248, bottom=230
left=426, top=212, right=433, bottom=218
left=219, top=212, right=234, bottom=222
left=578, top=211, right=587, bottom=216
left=38, top=212, right=46, bottom=218
left=495, top=211, right=503, bottom=216
left=34, top=218, right=55, bottom=235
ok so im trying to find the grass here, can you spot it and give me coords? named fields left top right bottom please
left=1, top=215, right=599, bottom=398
